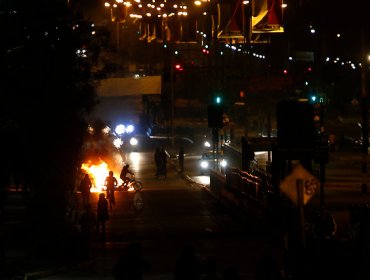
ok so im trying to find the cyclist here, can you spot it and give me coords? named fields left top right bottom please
left=120, top=164, right=134, bottom=189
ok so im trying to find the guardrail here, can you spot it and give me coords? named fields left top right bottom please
left=209, top=166, right=274, bottom=218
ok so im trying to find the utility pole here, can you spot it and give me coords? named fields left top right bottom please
left=360, top=1, right=368, bottom=194
left=361, top=61, right=368, bottom=194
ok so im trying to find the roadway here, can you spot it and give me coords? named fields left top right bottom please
left=3, top=131, right=370, bottom=280
left=28, top=149, right=285, bottom=280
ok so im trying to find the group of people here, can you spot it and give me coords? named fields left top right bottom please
left=78, top=164, right=135, bottom=243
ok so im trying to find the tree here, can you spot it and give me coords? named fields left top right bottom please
left=0, top=4, right=98, bottom=259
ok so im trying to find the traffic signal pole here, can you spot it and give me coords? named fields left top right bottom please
left=170, top=55, right=175, bottom=145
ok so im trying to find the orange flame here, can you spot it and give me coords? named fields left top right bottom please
left=81, top=159, right=121, bottom=193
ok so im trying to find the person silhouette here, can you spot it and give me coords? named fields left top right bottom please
left=104, top=171, right=118, bottom=209
left=178, top=146, right=184, bottom=173
left=113, top=242, right=151, bottom=280
left=120, top=164, right=134, bottom=189
left=96, top=192, right=109, bottom=241
left=159, top=147, right=167, bottom=178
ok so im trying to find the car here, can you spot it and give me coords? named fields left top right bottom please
left=199, top=151, right=227, bottom=175
left=146, top=123, right=167, bottom=137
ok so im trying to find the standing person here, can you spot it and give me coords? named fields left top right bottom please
left=178, top=146, right=184, bottom=173
left=113, top=242, right=151, bottom=280
left=159, top=147, right=167, bottom=178
left=104, top=171, right=118, bottom=209
left=96, top=193, right=109, bottom=241
left=312, top=207, right=337, bottom=240
left=79, top=173, right=92, bottom=208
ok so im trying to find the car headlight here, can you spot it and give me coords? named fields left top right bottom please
left=129, top=137, right=138, bottom=146
left=200, top=161, right=209, bottom=169
left=204, top=141, right=211, bottom=148
left=126, top=124, right=135, bottom=134
left=220, top=159, right=227, bottom=168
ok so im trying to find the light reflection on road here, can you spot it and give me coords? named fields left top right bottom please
left=192, top=175, right=210, bottom=185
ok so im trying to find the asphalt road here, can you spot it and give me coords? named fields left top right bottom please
left=35, top=150, right=285, bottom=280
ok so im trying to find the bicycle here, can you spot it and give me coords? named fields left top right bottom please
left=118, top=174, right=144, bottom=212
left=132, top=190, right=144, bottom=212
left=118, top=174, right=143, bottom=192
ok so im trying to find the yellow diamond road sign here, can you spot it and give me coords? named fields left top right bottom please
left=279, top=164, right=319, bottom=206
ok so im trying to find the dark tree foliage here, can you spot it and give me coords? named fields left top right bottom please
left=0, top=3, right=98, bottom=258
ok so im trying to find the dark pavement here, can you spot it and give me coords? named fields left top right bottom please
left=3, top=123, right=370, bottom=279
left=1, top=149, right=285, bottom=280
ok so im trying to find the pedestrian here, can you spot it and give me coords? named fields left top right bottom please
left=178, top=146, right=184, bottom=173
left=312, top=207, right=337, bottom=240
left=104, top=170, right=118, bottom=210
left=79, top=173, right=92, bottom=208
left=78, top=203, right=97, bottom=258
left=159, top=147, right=167, bottom=178
left=96, top=192, right=109, bottom=241
left=113, top=242, right=151, bottom=280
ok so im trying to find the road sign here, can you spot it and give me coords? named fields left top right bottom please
left=279, top=164, right=319, bottom=206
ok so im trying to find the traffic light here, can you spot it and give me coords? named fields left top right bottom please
left=310, top=95, right=325, bottom=104
left=215, top=96, right=222, bottom=104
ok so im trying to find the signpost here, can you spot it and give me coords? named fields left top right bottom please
left=279, top=164, right=319, bottom=206
left=280, top=164, right=319, bottom=249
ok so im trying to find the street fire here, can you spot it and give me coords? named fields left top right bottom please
left=81, top=160, right=121, bottom=193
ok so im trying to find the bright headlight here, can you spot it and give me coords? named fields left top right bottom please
left=113, top=138, right=123, bottom=148
left=115, top=124, right=126, bottom=135
left=200, top=161, right=209, bottom=169
left=126, top=124, right=135, bottom=134
left=130, top=137, right=138, bottom=146
left=204, top=141, right=211, bottom=148
left=220, top=159, right=227, bottom=168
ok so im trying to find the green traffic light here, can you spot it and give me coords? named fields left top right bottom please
left=215, top=96, right=222, bottom=104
